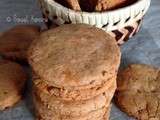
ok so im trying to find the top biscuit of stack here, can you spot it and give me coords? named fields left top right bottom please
left=28, top=24, right=120, bottom=90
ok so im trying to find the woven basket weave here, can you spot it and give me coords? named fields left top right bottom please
left=39, top=0, right=151, bottom=45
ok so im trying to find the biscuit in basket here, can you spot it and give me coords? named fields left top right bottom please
left=95, top=0, right=127, bottom=11
left=55, top=0, right=81, bottom=11
left=66, top=0, right=81, bottom=11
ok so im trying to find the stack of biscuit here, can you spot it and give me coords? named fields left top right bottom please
left=28, top=24, right=121, bottom=120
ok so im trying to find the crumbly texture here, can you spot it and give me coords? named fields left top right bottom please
left=33, top=78, right=116, bottom=117
left=0, top=60, right=27, bottom=110
left=0, top=25, right=40, bottom=62
left=95, top=0, right=127, bottom=11
left=34, top=96, right=111, bottom=120
left=33, top=74, right=116, bottom=101
left=35, top=107, right=109, bottom=120
left=114, top=64, right=160, bottom=120
left=28, top=24, right=121, bottom=89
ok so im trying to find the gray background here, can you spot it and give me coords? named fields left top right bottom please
left=0, top=0, right=160, bottom=120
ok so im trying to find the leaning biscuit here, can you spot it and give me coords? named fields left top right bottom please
left=115, top=64, right=160, bottom=120
left=95, top=0, right=127, bottom=11
left=0, top=60, right=27, bottom=110
left=54, top=0, right=81, bottom=11
left=0, top=25, right=40, bottom=62
left=66, top=0, right=81, bottom=11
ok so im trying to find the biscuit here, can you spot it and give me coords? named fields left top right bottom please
left=33, top=78, right=116, bottom=117
left=66, top=0, right=81, bottom=11
left=34, top=74, right=116, bottom=101
left=55, top=0, right=81, bottom=11
left=28, top=24, right=121, bottom=90
left=79, top=0, right=98, bottom=12
left=114, top=64, right=160, bottom=120
left=0, top=25, right=40, bottom=62
left=95, top=0, right=127, bottom=11
left=35, top=98, right=110, bottom=120
left=0, top=60, right=27, bottom=110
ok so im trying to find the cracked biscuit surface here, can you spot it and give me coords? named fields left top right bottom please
left=0, top=60, right=27, bottom=110
left=115, top=64, right=160, bottom=120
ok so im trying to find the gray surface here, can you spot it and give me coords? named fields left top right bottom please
left=0, top=0, right=160, bottom=120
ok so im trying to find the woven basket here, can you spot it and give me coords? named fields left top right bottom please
left=39, top=0, right=151, bottom=45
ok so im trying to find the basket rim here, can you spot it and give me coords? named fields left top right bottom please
left=45, top=0, right=149, bottom=15
left=40, top=0, right=151, bottom=31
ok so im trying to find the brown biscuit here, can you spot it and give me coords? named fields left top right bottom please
left=95, top=0, right=127, bottom=11
left=33, top=74, right=116, bottom=101
left=54, top=0, right=81, bottom=11
left=114, top=64, right=160, bottom=120
left=34, top=96, right=110, bottom=120
left=0, top=25, right=40, bottom=62
left=0, top=60, right=27, bottom=110
left=66, top=0, right=81, bottom=11
left=103, top=104, right=111, bottom=120
left=54, top=0, right=70, bottom=8
left=33, top=78, right=116, bottom=117
left=28, top=24, right=121, bottom=90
